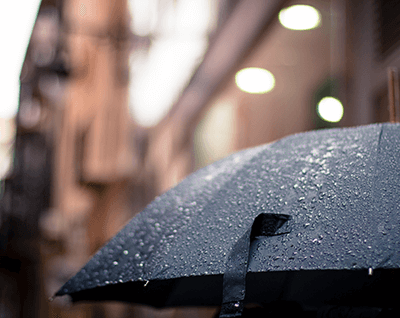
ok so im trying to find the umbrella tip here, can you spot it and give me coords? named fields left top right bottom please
left=388, top=67, right=400, bottom=123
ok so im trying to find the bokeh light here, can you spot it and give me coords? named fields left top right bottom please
left=128, top=0, right=217, bottom=127
left=279, top=5, right=321, bottom=31
left=317, top=97, right=344, bottom=123
left=0, top=0, right=42, bottom=119
left=235, top=67, right=275, bottom=94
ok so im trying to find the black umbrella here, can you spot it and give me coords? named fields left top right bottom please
left=56, top=123, right=400, bottom=317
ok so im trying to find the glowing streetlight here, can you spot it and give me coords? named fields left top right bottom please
left=279, top=5, right=321, bottom=31
left=317, top=97, right=344, bottom=123
left=235, top=67, right=275, bottom=94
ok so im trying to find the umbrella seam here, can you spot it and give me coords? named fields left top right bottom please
left=370, top=125, right=384, bottom=270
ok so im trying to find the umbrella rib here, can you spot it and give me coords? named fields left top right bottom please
left=371, top=125, right=384, bottom=237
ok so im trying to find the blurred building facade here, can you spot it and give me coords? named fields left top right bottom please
left=1, top=0, right=400, bottom=317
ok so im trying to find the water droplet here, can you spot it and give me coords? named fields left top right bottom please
left=113, top=261, right=118, bottom=265
left=123, top=250, right=129, bottom=255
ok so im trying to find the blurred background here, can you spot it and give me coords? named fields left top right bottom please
left=1, top=0, right=400, bottom=317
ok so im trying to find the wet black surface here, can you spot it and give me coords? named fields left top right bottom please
left=57, top=123, right=400, bottom=309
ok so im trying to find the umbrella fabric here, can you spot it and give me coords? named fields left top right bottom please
left=56, top=123, right=400, bottom=315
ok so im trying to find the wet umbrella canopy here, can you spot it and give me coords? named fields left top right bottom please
left=56, top=123, right=400, bottom=316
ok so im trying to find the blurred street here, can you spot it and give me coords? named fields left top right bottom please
left=1, top=0, right=400, bottom=317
